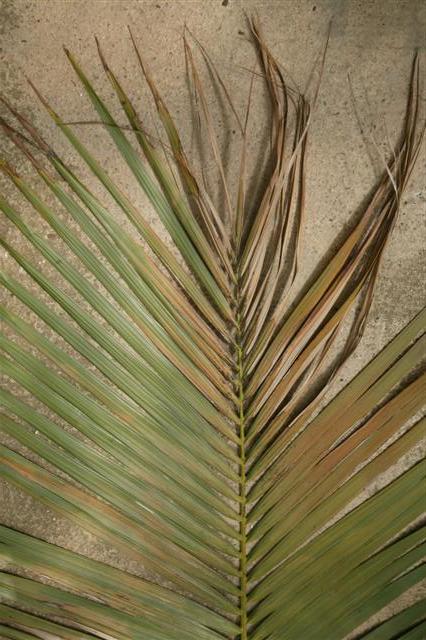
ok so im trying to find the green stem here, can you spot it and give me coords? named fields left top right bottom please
left=236, top=307, right=248, bottom=640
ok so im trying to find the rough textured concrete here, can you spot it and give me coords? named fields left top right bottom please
left=0, top=0, right=425, bottom=637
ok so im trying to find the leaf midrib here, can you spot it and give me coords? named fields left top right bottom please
left=236, top=298, right=248, bottom=640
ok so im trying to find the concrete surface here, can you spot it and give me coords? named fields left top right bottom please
left=0, top=0, right=425, bottom=637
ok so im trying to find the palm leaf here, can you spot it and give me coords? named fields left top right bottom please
left=1, top=17, right=424, bottom=640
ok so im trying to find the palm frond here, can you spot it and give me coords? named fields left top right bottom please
left=1, top=17, right=424, bottom=640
